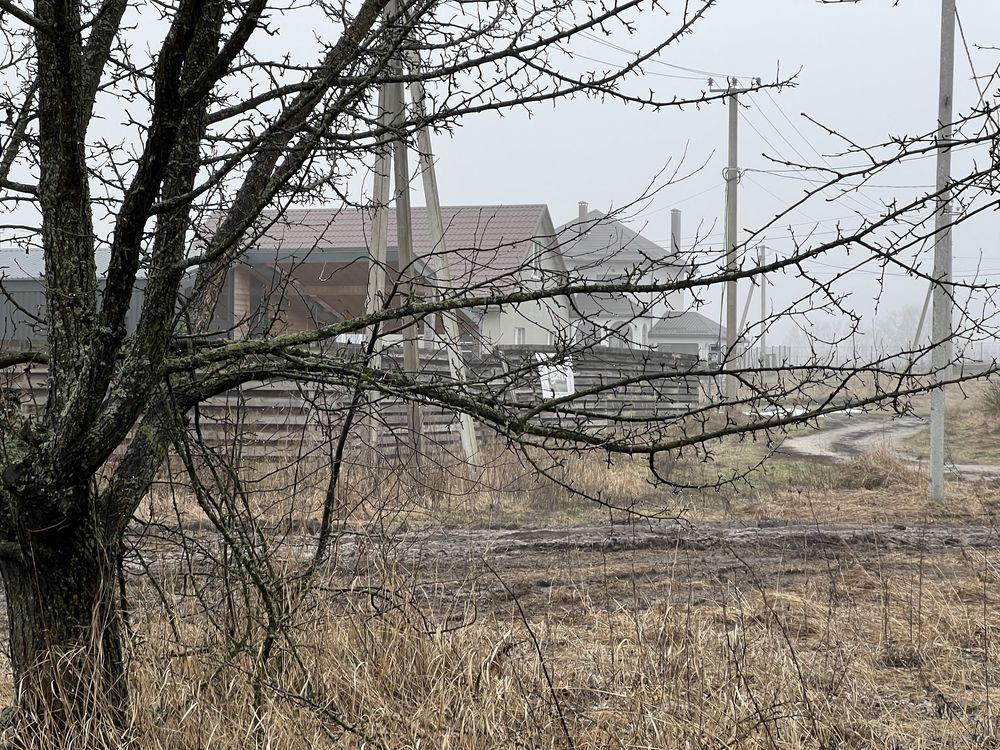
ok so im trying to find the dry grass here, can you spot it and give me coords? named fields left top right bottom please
left=9, top=413, right=999, bottom=748
left=133, top=430, right=999, bottom=532
left=834, top=445, right=924, bottom=491
left=5, top=540, right=1000, bottom=748
left=980, top=381, right=1000, bottom=421
left=907, top=413, right=1000, bottom=466
left=906, top=382, right=1000, bottom=465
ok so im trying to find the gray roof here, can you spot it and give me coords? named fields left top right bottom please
left=0, top=249, right=150, bottom=280
left=554, top=209, right=678, bottom=271
left=0, top=249, right=149, bottom=343
left=572, top=293, right=650, bottom=318
left=0, top=250, right=43, bottom=280
left=649, top=310, right=725, bottom=339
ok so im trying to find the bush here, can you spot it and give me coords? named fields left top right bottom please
left=981, top=381, right=1000, bottom=420
left=833, top=445, right=921, bottom=490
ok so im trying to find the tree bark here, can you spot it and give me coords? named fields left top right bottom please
left=0, top=497, right=128, bottom=729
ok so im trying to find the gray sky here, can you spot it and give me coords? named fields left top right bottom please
left=428, top=1, right=1000, bottom=351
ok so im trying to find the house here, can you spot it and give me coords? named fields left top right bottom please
left=554, top=202, right=724, bottom=357
left=0, top=249, right=147, bottom=349
left=0, top=205, right=570, bottom=351
left=0, top=201, right=724, bottom=361
left=648, top=311, right=725, bottom=360
left=232, top=204, right=571, bottom=347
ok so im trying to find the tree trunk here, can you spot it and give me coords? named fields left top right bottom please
left=0, top=507, right=128, bottom=731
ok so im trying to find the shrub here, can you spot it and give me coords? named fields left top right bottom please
left=833, top=445, right=921, bottom=490
left=981, top=381, right=1000, bottom=420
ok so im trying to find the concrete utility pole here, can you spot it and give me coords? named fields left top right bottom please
left=725, top=92, right=739, bottom=399
left=738, top=264, right=754, bottom=335
left=737, top=248, right=769, bottom=364
left=670, top=209, right=682, bottom=255
left=913, top=282, right=932, bottom=351
left=389, top=72, right=424, bottom=460
left=365, top=83, right=393, bottom=450
left=366, top=86, right=392, bottom=330
left=361, top=0, right=480, bottom=463
left=670, top=209, right=683, bottom=310
left=710, top=77, right=759, bottom=401
left=405, top=49, right=480, bottom=462
left=759, top=245, right=767, bottom=367
left=364, top=47, right=481, bottom=463
left=930, top=0, right=956, bottom=503
left=363, top=4, right=422, bottom=459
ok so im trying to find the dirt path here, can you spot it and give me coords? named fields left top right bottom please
left=260, top=520, right=1000, bottom=583
left=128, top=516, right=1000, bottom=621
left=134, top=518, right=1000, bottom=577
left=780, top=413, right=925, bottom=461
left=389, top=519, right=1000, bottom=557
left=317, top=520, right=1000, bottom=615
left=780, top=412, right=1000, bottom=478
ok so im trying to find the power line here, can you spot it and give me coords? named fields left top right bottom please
left=655, top=217, right=932, bottom=246
left=653, top=204, right=934, bottom=244
left=738, top=139, right=980, bottom=172
left=739, top=105, right=872, bottom=212
left=955, top=3, right=1000, bottom=132
left=762, top=89, right=832, bottom=165
left=577, top=30, right=757, bottom=81
left=742, top=101, right=887, bottom=215
left=628, top=184, right=721, bottom=221
left=741, top=173, right=822, bottom=224
left=739, top=108, right=885, bottom=216
left=758, top=90, right=932, bottom=212
left=748, top=168, right=935, bottom=191
left=804, top=260, right=1000, bottom=280
left=571, top=50, right=708, bottom=81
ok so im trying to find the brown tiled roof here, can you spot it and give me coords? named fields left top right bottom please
left=250, top=205, right=552, bottom=291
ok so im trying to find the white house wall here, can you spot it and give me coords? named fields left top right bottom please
left=651, top=335, right=718, bottom=359
left=481, top=299, right=568, bottom=345
left=479, top=225, right=571, bottom=346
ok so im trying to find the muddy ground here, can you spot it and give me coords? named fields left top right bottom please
left=128, top=512, right=1000, bottom=629
left=129, top=409, right=1000, bottom=619
left=272, top=518, right=994, bottom=625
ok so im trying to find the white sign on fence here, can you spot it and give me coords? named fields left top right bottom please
left=535, top=353, right=575, bottom=399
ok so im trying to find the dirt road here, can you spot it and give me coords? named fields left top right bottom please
left=780, top=412, right=925, bottom=461
left=780, top=412, right=1000, bottom=478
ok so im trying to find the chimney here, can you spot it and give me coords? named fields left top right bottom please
left=578, top=201, right=588, bottom=220
left=670, top=209, right=682, bottom=255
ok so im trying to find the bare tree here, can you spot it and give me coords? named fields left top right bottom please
left=0, top=0, right=779, bottom=729
left=0, top=0, right=996, bottom=738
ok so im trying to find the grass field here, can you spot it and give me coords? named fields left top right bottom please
left=5, top=394, right=1000, bottom=748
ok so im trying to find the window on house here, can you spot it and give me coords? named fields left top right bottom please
left=514, top=327, right=526, bottom=345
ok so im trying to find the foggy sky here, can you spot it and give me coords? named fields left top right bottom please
left=427, top=1, right=1000, bottom=351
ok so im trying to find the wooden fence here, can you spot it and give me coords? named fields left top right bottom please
left=0, top=345, right=701, bottom=459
